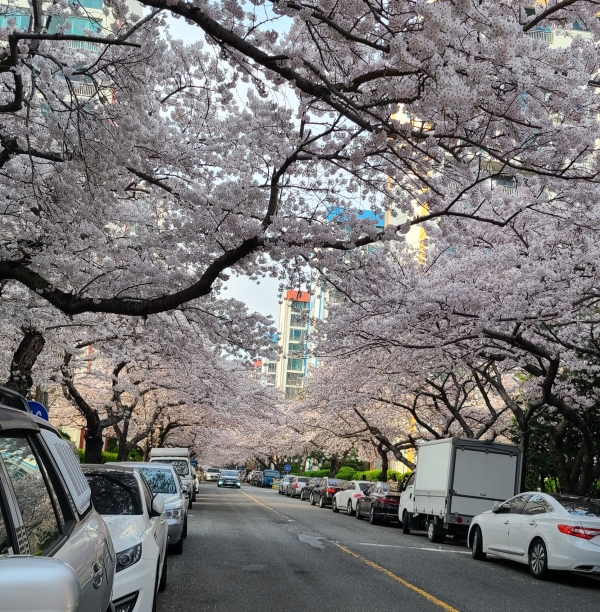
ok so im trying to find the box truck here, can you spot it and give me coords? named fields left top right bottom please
left=149, top=448, right=196, bottom=506
left=399, top=438, right=522, bottom=543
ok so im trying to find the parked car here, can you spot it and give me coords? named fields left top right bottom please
left=250, top=471, right=263, bottom=486
left=83, top=464, right=169, bottom=612
left=300, top=477, right=323, bottom=501
left=332, top=480, right=371, bottom=515
left=120, top=462, right=188, bottom=555
left=205, top=467, right=221, bottom=482
left=261, top=469, right=281, bottom=488
left=278, top=474, right=294, bottom=494
left=469, top=492, right=600, bottom=579
left=288, top=476, right=310, bottom=498
left=0, top=392, right=115, bottom=612
left=149, top=448, right=196, bottom=505
left=218, top=469, right=242, bottom=488
left=356, top=482, right=401, bottom=524
left=310, top=478, right=347, bottom=508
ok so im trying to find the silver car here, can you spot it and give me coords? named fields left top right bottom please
left=0, top=388, right=115, bottom=612
left=120, top=462, right=188, bottom=554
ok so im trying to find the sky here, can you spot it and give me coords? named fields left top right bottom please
left=165, top=15, right=282, bottom=325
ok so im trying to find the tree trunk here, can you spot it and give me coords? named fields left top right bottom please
left=116, top=419, right=131, bottom=461
left=377, top=443, right=389, bottom=481
left=5, top=330, right=45, bottom=397
left=518, top=423, right=530, bottom=493
left=84, top=425, right=104, bottom=464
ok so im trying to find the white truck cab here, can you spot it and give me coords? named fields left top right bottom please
left=149, top=448, right=196, bottom=507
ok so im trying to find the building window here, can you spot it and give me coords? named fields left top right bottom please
left=290, top=313, right=306, bottom=327
left=267, top=362, right=276, bottom=373
left=289, top=329, right=304, bottom=342
left=285, top=387, right=300, bottom=399
left=49, top=16, right=101, bottom=50
left=0, top=11, right=31, bottom=30
left=72, top=0, right=104, bottom=8
left=286, top=372, right=303, bottom=386
left=288, top=359, right=303, bottom=372
left=291, top=300, right=309, bottom=311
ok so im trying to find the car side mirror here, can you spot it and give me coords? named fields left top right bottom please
left=151, top=493, right=165, bottom=516
left=0, top=557, right=80, bottom=610
left=491, top=502, right=502, bottom=513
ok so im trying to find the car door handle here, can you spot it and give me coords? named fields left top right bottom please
left=503, top=520, right=510, bottom=525
left=529, top=522, right=536, bottom=526
left=92, top=561, right=103, bottom=589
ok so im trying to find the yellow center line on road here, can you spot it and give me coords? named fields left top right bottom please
left=241, top=491, right=295, bottom=522
left=332, top=542, right=460, bottom=612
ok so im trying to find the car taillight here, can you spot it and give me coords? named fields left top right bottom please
left=558, top=524, right=600, bottom=540
left=353, top=493, right=362, bottom=499
left=326, top=488, right=337, bottom=495
left=295, top=483, right=300, bottom=489
left=381, top=497, right=399, bottom=505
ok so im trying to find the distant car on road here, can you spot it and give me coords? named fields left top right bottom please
left=469, top=492, right=600, bottom=580
left=355, top=482, right=400, bottom=524
left=205, top=467, right=221, bottom=482
left=218, top=470, right=242, bottom=488
left=83, top=464, right=169, bottom=612
left=288, top=476, right=310, bottom=498
left=310, top=477, right=347, bottom=508
left=332, top=480, right=371, bottom=515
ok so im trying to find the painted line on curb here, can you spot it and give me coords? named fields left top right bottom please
left=359, top=543, right=471, bottom=554
left=241, top=491, right=294, bottom=522
left=333, top=542, right=460, bottom=612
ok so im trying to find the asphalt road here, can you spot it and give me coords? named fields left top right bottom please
left=157, top=483, right=600, bottom=612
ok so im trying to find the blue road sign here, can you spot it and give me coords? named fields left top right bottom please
left=27, top=400, right=48, bottom=421
left=284, top=464, right=292, bottom=473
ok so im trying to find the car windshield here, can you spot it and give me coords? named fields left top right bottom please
left=138, top=468, right=177, bottom=495
left=220, top=470, right=239, bottom=478
left=154, top=459, right=189, bottom=476
left=264, top=470, right=280, bottom=477
left=359, top=484, right=370, bottom=491
left=552, top=495, right=600, bottom=517
left=85, top=472, right=143, bottom=515
left=298, top=477, right=309, bottom=483
left=207, top=468, right=219, bottom=473
left=328, top=480, right=345, bottom=486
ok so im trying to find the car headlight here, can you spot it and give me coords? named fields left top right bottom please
left=165, top=507, right=182, bottom=519
left=116, top=543, right=142, bottom=573
left=218, top=480, right=223, bottom=484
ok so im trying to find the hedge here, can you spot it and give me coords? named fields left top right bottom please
left=299, top=467, right=411, bottom=481
left=78, top=449, right=119, bottom=464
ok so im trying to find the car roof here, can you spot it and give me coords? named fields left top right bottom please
left=116, top=461, right=173, bottom=470
left=81, top=464, right=137, bottom=474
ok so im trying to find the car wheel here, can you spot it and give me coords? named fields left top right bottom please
left=369, top=506, right=379, bottom=525
left=402, top=511, right=411, bottom=534
left=427, top=519, right=445, bottom=543
left=182, top=516, right=188, bottom=539
left=310, top=493, right=316, bottom=506
left=158, top=555, right=168, bottom=592
left=319, top=495, right=326, bottom=508
left=355, top=502, right=363, bottom=519
left=347, top=500, right=355, bottom=516
left=169, top=536, right=184, bottom=555
left=332, top=498, right=339, bottom=513
left=287, top=489, right=291, bottom=497
left=192, top=490, right=197, bottom=502
left=471, top=526, right=486, bottom=560
left=151, top=566, right=159, bottom=612
left=529, top=539, right=549, bottom=580
left=188, top=499, right=193, bottom=510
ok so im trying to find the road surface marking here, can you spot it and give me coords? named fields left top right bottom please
left=359, top=543, right=471, bottom=554
left=241, top=491, right=294, bottom=522
left=333, top=542, right=460, bottom=612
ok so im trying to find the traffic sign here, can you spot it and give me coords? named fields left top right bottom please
left=284, top=464, right=291, bottom=473
left=28, top=401, right=48, bottom=421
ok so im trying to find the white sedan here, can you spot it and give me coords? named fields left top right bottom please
left=469, top=492, right=600, bottom=579
left=83, top=465, right=169, bottom=612
left=332, top=480, right=371, bottom=515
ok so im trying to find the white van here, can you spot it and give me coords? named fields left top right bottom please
left=149, top=448, right=196, bottom=506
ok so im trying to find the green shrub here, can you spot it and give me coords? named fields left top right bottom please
left=300, top=469, right=329, bottom=477
left=334, top=467, right=356, bottom=480
left=78, top=448, right=85, bottom=463
left=355, top=469, right=409, bottom=482
left=102, top=451, right=118, bottom=463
